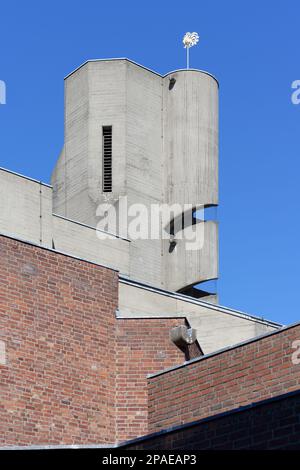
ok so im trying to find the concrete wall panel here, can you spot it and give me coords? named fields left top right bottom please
left=118, top=280, right=279, bottom=354
left=0, top=169, right=52, bottom=247
left=53, top=215, right=130, bottom=275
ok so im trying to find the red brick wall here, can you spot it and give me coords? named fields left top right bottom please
left=0, top=234, right=197, bottom=446
left=0, top=235, right=118, bottom=446
left=148, top=324, right=300, bottom=432
left=124, top=391, right=300, bottom=450
left=115, top=318, right=200, bottom=442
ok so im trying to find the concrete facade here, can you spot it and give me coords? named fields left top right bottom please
left=0, top=168, right=130, bottom=275
left=0, top=165, right=279, bottom=355
left=53, top=214, right=130, bottom=275
left=51, top=59, right=219, bottom=294
left=0, top=168, right=53, bottom=248
left=0, top=58, right=282, bottom=358
left=118, top=278, right=280, bottom=354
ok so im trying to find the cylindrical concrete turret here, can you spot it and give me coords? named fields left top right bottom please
left=161, top=69, right=218, bottom=296
left=51, top=59, right=219, bottom=299
left=163, top=69, right=218, bottom=209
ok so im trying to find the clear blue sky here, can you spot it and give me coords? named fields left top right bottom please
left=0, top=0, right=299, bottom=325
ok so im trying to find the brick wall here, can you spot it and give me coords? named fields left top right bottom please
left=115, top=319, right=201, bottom=442
left=123, top=391, right=300, bottom=450
left=148, top=324, right=300, bottom=432
left=0, top=235, right=118, bottom=445
left=0, top=234, right=198, bottom=446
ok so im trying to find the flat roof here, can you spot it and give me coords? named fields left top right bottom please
left=64, top=57, right=219, bottom=87
left=119, top=276, right=282, bottom=328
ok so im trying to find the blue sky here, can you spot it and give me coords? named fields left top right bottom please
left=0, top=0, right=299, bottom=324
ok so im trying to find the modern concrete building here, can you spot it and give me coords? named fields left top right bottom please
left=51, top=59, right=218, bottom=297
left=0, top=59, right=281, bottom=355
left=1, top=58, right=296, bottom=451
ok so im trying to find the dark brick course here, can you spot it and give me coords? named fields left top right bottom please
left=123, top=391, right=300, bottom=450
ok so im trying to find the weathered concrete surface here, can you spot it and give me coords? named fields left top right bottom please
left=0, top=168, right=130, bottom=274
left=0, top=168, right=53, bottom=247
left=53, top=214, right=130, bottom=275
left=0, top=167, right=281, bottom=356
left=118, top=279, right=281, bottom=354
left=0, top=59, right=280, bottom=355
left=51, top=59, right=219, bottom=293
left=162, top=69, right=218, bottom=208
left=163, top=220, right=218, bottom=290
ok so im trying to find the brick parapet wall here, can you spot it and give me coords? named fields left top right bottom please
left=115, top=318, right=201, bottom=442
left=0, top=234, right=198, bottom=446
left=0, top=235, right=118, bottom=445
left=148, top=324, right=300, bottom=432
left=123, top=390, right=300, bottom=450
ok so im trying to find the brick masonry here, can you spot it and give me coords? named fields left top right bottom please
left=3, top=233, right=300, bottom=449
left=0, top=235, right=118, bottom=445
left=115, top=319, right=200, bottom=442
left=0, top=235, right=200, bottom=446
left=123, top=390, right=300, bottom=450
left=148, top=323, right=300, bottom=433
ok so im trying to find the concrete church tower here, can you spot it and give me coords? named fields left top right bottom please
left=51, top=58, right=218, bottom=298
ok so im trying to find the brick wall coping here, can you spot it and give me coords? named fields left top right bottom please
left=0, top=166, right=52, bottom=188
left=0, top=232, right=119, bottom=274
left=0, top=444, right=117, bottom=450
left=119, top=277, right=282, bottom=328
left=147, top=319, right=300, bottom=379
left=118, top=388, right=300, bottom=448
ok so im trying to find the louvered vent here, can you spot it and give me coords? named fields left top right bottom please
left=102, top=126, right=112, bottom=192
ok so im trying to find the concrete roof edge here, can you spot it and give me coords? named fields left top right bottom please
left=53, top=213, right=131, bottom=242
left=147, top=319, right=300, bottom=379
left=163, top=68, right=219, bottom=87
left=119, top=276, right=282, bottom=328
left=64, top=58, right=219, bottom=86
left=0, top=167, right=52, bottom=188
left=64, top=58, right=162, bottom=80
left=116, top=312, right=187, bottom=320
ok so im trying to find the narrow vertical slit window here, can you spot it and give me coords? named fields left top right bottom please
left=102, top=126, right=112, bottom=192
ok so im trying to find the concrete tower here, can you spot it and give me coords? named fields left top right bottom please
left=51, top=59, right=218, bottom=298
